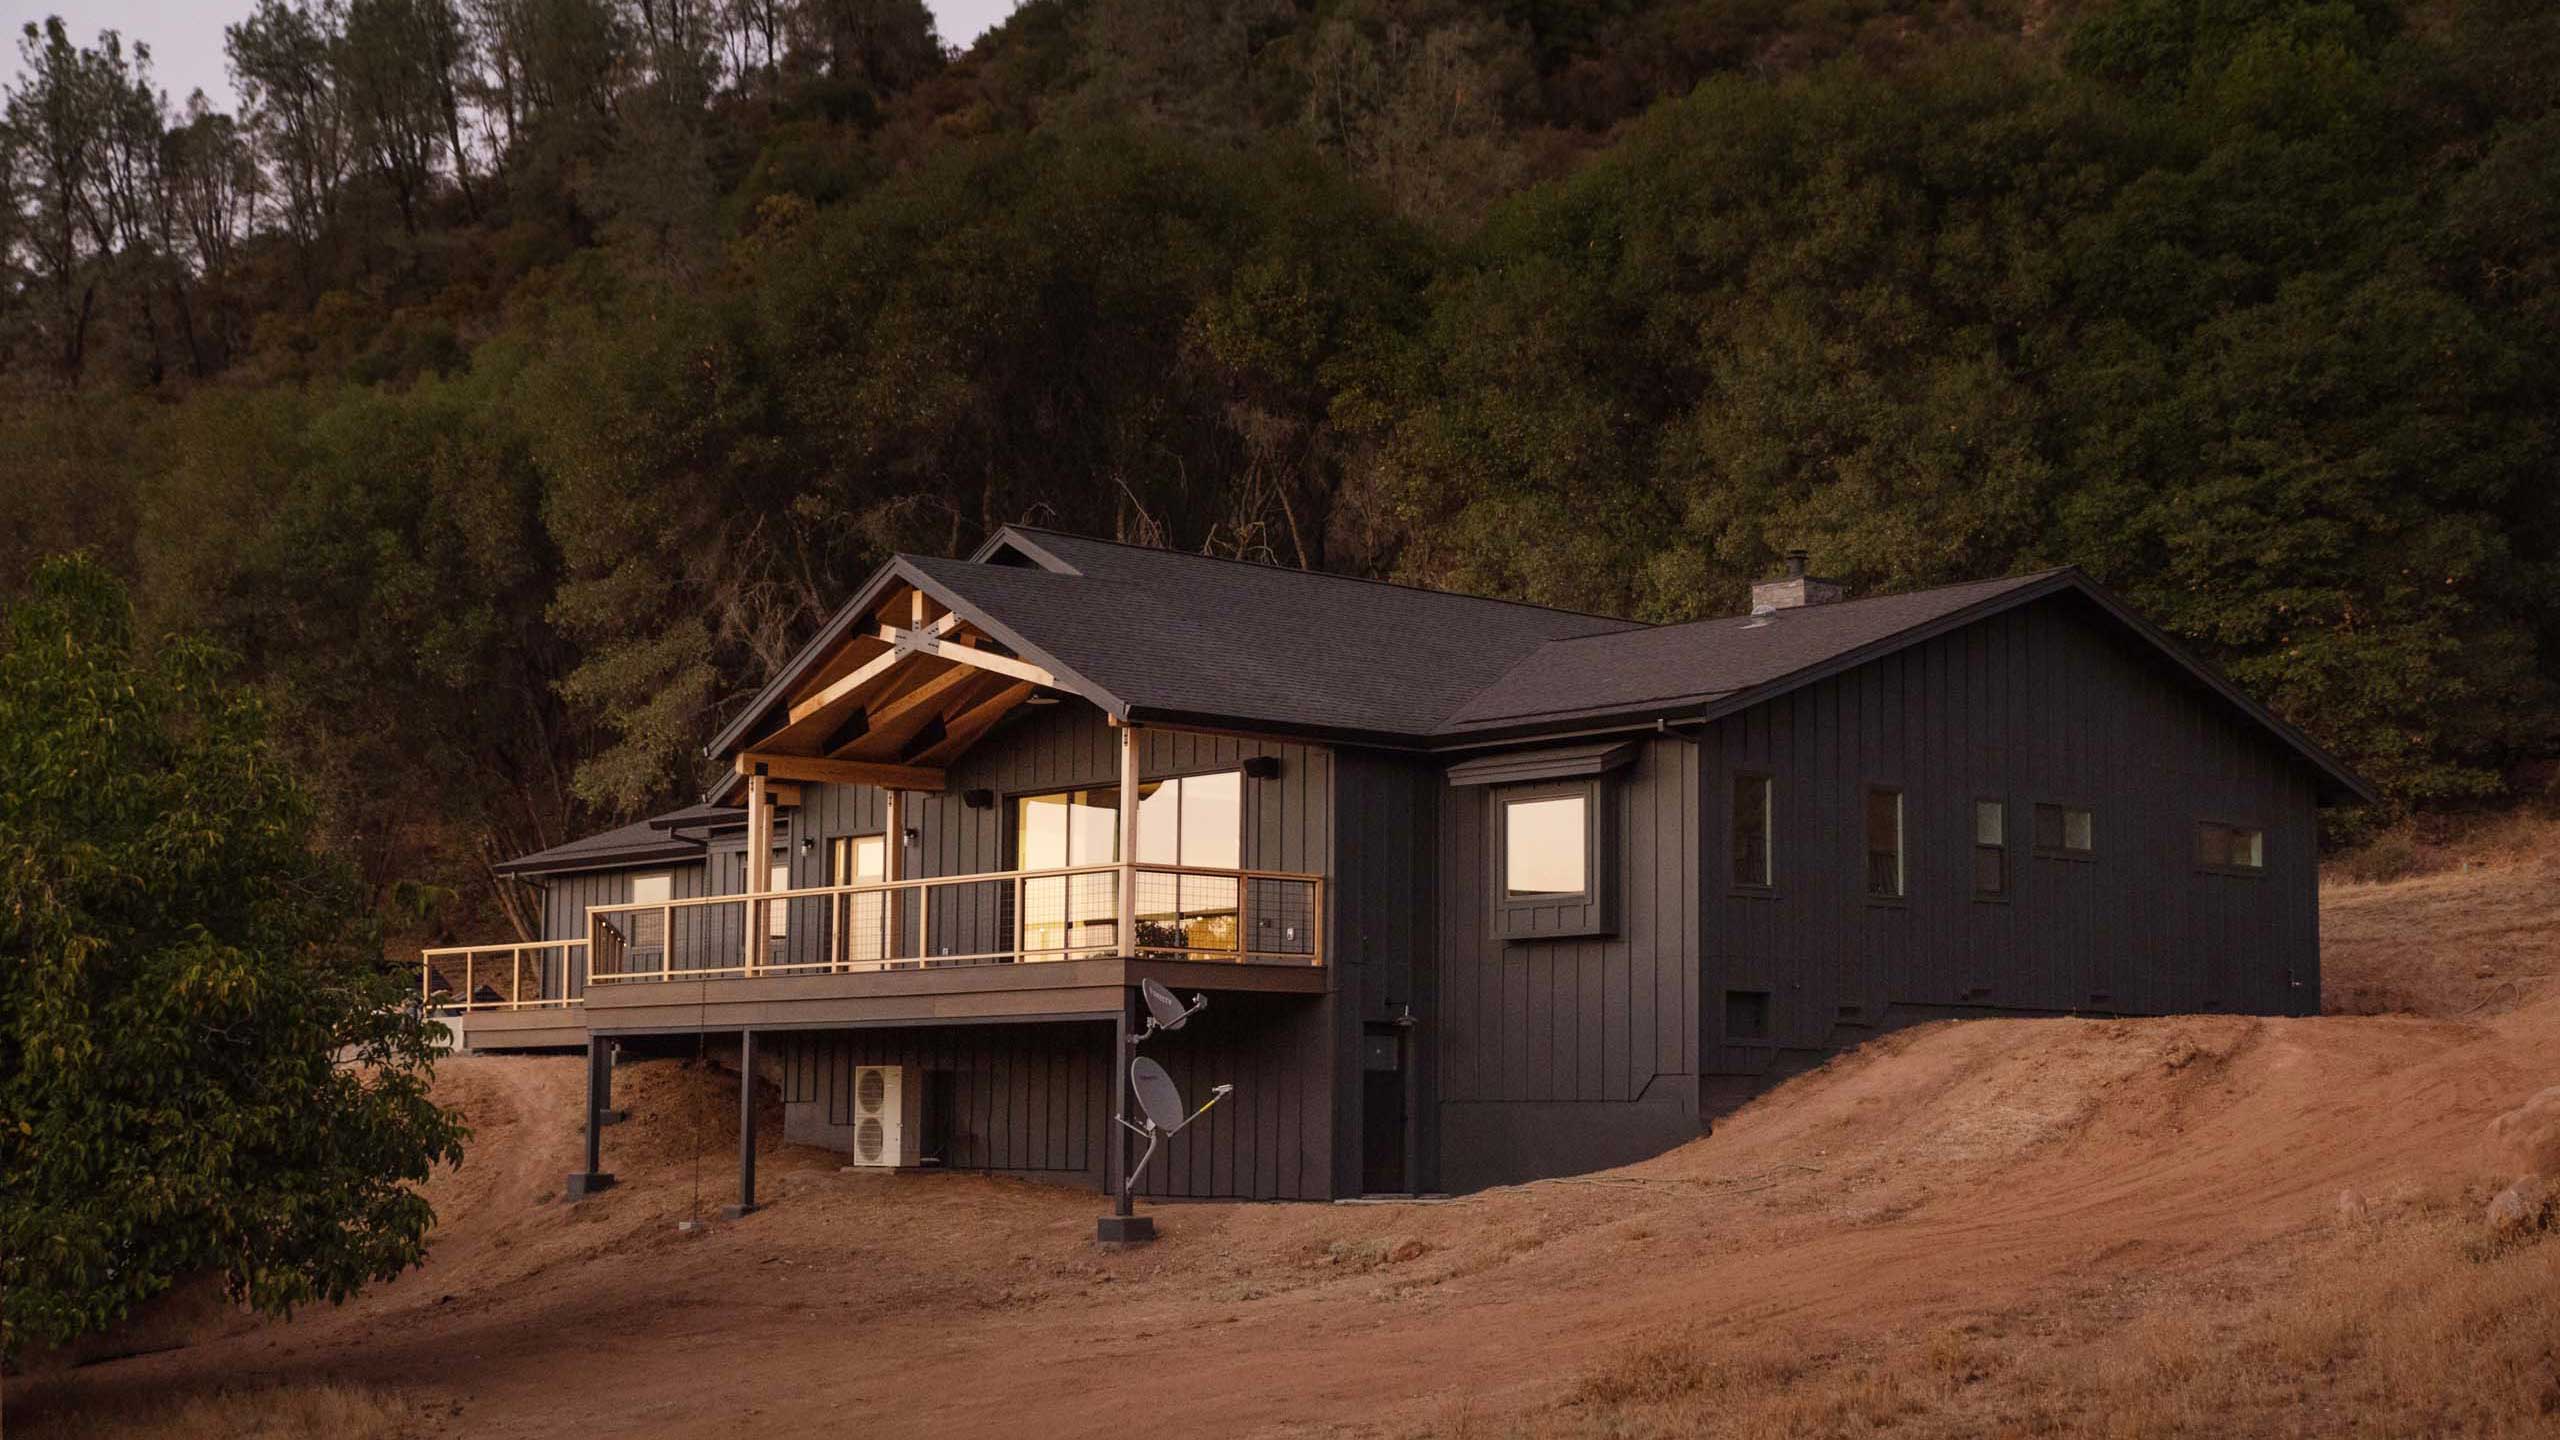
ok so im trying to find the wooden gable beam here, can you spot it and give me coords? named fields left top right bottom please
left=872, top=625, right=1055, bottom=687
left=787, top=645, right=905, bottom=727
left=735, top=752, right=946, bottom=791
left=912, top=680, right=1035, bottom=767
left=848, top=661, right=982, bottom=757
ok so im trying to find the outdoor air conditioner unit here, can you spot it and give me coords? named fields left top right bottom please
left=848, top=1064, right=921, bottom=1168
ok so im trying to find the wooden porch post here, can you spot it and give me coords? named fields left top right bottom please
left=744, top=769, right=771, bottom=977
left=725, top=1028, right=759, bottom=1220
left=883, top=787, right=902, bottom=962
left=1116, top=720, right=1139, bottom=957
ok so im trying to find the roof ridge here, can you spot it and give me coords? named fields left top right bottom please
left=993, top=525, right=1650, bottom=630
left=1524, top=566, right=2076, bottom=647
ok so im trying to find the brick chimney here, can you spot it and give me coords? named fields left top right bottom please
left=1750, top=549, right=1844, bottom=613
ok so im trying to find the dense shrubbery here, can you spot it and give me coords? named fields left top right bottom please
left=0, top=557, right=465, bottom=1350
left=3, top=0, right=2556, bottom=935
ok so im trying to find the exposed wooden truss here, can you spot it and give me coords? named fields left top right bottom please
left=735, top=580, right=1053, bottom=777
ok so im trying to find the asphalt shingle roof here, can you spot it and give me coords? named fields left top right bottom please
left=1440, top=571, right=2064, bottom=733
left=918, top=532, right=1640, bottom=738
left=495, top=806, right=743, bottom=876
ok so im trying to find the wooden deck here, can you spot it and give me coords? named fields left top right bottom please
left=444, top=955, right=1327, bottom=1051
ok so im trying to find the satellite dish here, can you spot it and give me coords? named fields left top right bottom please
left=1130, top=1056, right=1185, bottom=1133
left=1141, top=978, right=1190, bottom=1032
left=1117, top=1055, right=1236, bottom=1210
left=1129, top=981, right=1209, bottom=1048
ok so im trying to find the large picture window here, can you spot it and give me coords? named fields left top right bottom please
left=1015, top=771, right=1244, bottom=956
left=1504, top=794, right=1589, bottom=899
left=1016, top=786, right=1125, bottom=956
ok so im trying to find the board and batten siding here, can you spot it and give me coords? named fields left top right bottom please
left=1433, top=732, right=1703, bottom=1193
left=1698, top=591, right=2322, bottom=1084
left=739, top=698, right=1340, bottom=1200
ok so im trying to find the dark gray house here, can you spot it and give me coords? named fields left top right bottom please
left=423, top=527, right=2372, bottom=1207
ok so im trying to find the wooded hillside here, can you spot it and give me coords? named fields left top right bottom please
left=4, top=0, right=2555, bottom=940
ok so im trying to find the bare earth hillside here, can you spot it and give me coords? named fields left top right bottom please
left=14, top=836, right=2560, bottom=1439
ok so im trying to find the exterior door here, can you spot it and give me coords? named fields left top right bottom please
left=1361, top=1025, right=1407, bottom=1194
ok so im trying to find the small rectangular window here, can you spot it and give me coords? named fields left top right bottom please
left=1973, top=800, right=2007, bottom=897
left=1865, top=787, right=1904, bottom=898
left=1725, top=989, right=1771, bottom=1041
left=2034, top=803, right=2094, bottom=857
left=1731, top=774, right=1772, bottom=888
left=1504, top=794, right=1588, bottom=898
left=2196, top=821, right=2265, bottom=872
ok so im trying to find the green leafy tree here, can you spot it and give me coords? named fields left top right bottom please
left=0, top=555, right=466, bottom=1353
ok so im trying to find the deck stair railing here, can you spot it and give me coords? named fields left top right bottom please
left=419, top=939, right=590, bottom=1014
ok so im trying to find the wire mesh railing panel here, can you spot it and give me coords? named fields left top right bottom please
left=553, top=863, right=1320, bottom=989
left=1245, top=876, right=1319, bottom=961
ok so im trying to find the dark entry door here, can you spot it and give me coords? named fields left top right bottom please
left=920, top=1069, right=957, bottom=1166
left=1361, top=1025, right=1406, bottom=1193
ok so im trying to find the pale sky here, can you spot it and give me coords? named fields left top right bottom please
left=3, top=0, right=1020, bottom=112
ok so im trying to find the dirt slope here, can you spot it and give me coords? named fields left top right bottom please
left=16, top=842, right=2560, bottom=1439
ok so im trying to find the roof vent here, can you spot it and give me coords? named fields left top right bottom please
left=1751, top=549, right=1844, bottom=614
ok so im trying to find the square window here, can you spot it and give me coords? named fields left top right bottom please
left=1725, top=989, right=1771, bottom=1042
left=1732, top=774, right=1772, bottom=888
left=1504, top=794, right=1588, bottom=898
left=2035, top=803, right=2094, bottom=857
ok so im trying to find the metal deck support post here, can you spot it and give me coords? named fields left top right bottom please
left=725, top=1028, right=759, bottom=1220
left=1097, top=985, right=1154, bottom=1243
left=567, top=1037, right=616, bottom=1200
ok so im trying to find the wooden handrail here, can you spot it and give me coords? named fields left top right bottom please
left=418, top=938, right=590, bottom=1013
left=583, top=862, right=1324, bottom=981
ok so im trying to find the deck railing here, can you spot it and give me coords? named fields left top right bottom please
left=584, top=862, right=1324, bottom=986
left=420, top=939, right=589, bottom=1013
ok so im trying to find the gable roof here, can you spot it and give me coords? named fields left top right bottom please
left=695, top=525, right=2375, bottom=808
left=1443, top=571, right=2064, bottom=733
left=494, top=805, right=745, bottom=878
left=919, top=533, right=1640, bottom=738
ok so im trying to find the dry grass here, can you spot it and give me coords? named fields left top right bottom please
left=1529, top=1204, right=2560, bottom=1440
left=7, top=1381, right=420, bottom=1440
left=2323, top=807, right=2560, bottom=888
left=2320, top=813, right=2560, bottom=1017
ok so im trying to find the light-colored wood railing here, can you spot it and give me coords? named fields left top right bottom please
left=419, top=939, right=588, bottom=1013
left=583, top=862, right=1324, bottom=985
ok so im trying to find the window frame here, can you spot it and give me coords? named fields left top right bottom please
left=1729, top=770, right=1775, bottom=896
left=1971, top=797, right=2010, bottom=903
left=1500, top=790, right=1594, bottom=904
left=1005, top=768, right=1249, bottom=959
left=1723, top=989, right=1774, bottom=1046
left=2032, top=801, right=2097, bottom=861
left=2194, top=818, right=2267, bottom=877
left=1491, top=776, right=1619, bottom=941
left=1863, top=784, right=1906, bottom=904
